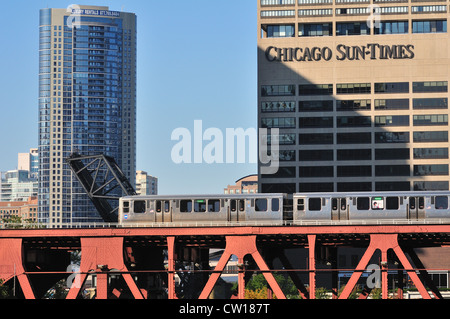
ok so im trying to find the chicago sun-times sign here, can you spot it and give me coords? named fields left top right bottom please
left=265, top=44, right=415, bottom=62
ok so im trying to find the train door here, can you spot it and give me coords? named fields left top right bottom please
left=229, top=199, right=245, bottom=222
left=408, top=196, right=425, bottom=220
left=331, top=198, right=348, bottom=221
left=156, top=200, right=172, bottom=222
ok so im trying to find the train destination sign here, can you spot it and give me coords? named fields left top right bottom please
left=265, top=44, right=415, bottom=62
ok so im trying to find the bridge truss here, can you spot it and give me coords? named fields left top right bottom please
left=0, top=224, right=449, bottom=300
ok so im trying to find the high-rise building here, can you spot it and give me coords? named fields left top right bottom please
left=39, top=5, right=137, bottom=227
left=257, top=0, right=450, bottom=193
left=0, top=170, right=38, bottom=202
left=136, top=171, right=158, bottom=196
left=18, top=148, right=39, bottom=179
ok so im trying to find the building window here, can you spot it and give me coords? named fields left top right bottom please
left=298, top=9, right=333, bottom=16
left=262, top=101, right=296, bottom=113
left=335, top=7, right=370, bottom=15
left=412, top=5, right=447, bottom=13
left=299, top=166, right=334, bottom=178
left=261, top=10, right=296, bottom=18
left=413, top=131, right=448, bottom=143
left=414, top=165, right=449, bottom=176
left=337, top=99, right=371, bottom=111
left=336, top=22, right=370, bottom=35
left=375, top=165, right=411, bottom=176
left=299, top=133, right=333, bottom=145
left=414, top=148, right=449, bottom=159
left=412, top=20, right=447, bottom=33
left=375, top=132, right=410, bottom=143
left=299, top=117, right=334, bottom=128
left=413, top=98, right=448, bottom=110
left=375, top=82, right=409, bottom=93
left=375, top=115, right=410, bottom=127
left=337, top=116, right=372, bottom=127
left=337, top=83, right=371, bottom=94
left=261, top=85, right=296, bottom=96
left=413, top=114, right=448, bottom=126
left=261, top=117, right=296, bottom=128
left=413, top=81, right=448, bottom=93
left=298, top=0, right=332, bottom=4
left=262, top=24, right=295, bottom=38
left=414, top=181, right=449, bottom=191
left=299, top=84, right=333, bottom=95
left=337, top=149, right=372, bottom=161
left=299, top=23, right=333, bottom=37
left=299, top=100, right=333, bottom=112
left=261, top=0, right=296, bottom=5
left=337, top=132, right=371, bottom=144
left=375, top=148, right=410, bottom=160
left=299, top=150, right=334, bottom=161
left=375, top=99, right=409, bottom=110
left=337, top=166, right=372, bottom=177
left=374, top=21, right=408, bottom=34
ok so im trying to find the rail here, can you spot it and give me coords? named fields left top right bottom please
left=2, top=219, right=450, bottom=229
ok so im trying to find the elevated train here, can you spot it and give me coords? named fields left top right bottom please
left=118, top=191, right=450, bottom=226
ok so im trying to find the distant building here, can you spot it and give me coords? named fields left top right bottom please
left=224, top=175, right=258, bottom=194
left=0, top=170, right=38, bottom=202
left=0, top=196, right=38, bottom=223
left=18, top=148, right=39, bottom=179
left=136, top=171, right=158, bottom=195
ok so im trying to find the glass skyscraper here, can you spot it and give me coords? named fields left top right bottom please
left=39, top=6, right=137, bottom=227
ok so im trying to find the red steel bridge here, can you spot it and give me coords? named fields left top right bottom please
left=2, top=154, right=447, bottom=300
left=0, top=223, right=449, bottom=299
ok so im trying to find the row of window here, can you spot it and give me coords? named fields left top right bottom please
left=261, top=82, right=448, bottom=96
left=262, top=115, right=449, bottom=128
left=261, top=181, right=449, bottom=193
left=270, top=148, right=449, bottom=162
left=264, top=131, right=448, bottom=145
left=262, top=164, right=449, bottom=178
left=261, top=0, right=447, bottom=5
left=263, top=20, right=447, bottom=37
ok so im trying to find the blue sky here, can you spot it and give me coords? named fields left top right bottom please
left=0, top=0, right=258, bottom=194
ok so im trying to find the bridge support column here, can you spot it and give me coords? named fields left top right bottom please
left=199, top=235, right=286, bottom=300
left=167, top=236, right=177, bottom=299
left=66, top=237, right=144, bottom=299
left=339, top=234, right=432, bottom=300
left=308, top=235, right=316, bottom=299
left=0, top=238, right=35, bottom=299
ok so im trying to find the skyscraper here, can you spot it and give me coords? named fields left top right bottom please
left=39, top=5, right=137, bottom=227
left=258, top=0, right=450, bottom=194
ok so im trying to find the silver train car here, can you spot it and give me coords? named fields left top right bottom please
left=293, top=191, right=450, bottom=223
left=118, top=191, right=450, bottom=227
left=118, top=194, right=288, bottom=226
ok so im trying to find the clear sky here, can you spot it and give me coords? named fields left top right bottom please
left=0, top=0, right=258, bottom=195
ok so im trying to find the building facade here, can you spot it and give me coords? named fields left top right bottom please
left=39, top=6, right=137, bottom=227
left=258, top=0, right=450, bottom=193
left=18, top=148, right=39, bottom=179
left=0, top=197, right=39, bottom=224
left=224, top=175, right=259, bottom=194
left=136, top=171, right=158, bottom=195
left=0, top=170, right=38, bottom=202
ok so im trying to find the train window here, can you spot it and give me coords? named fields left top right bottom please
left=419, top=197, right=425, bottom=209
left=180, top=200, right=192, bottom=213
left=409, top=197, right=416, bottom=209
left=341, top=199, right=347, bottom=210
left=208, top=200, right=220, bottom=212
left=231, top=200, right=237, bottom=212
left=255, top=199, right=268, bottom=212
left=134, top=201, right=146, bottom=214
left=165, top=201, right=170, bottom=213
left=272, top=198, right=280, bottom=211
left=156, top=201, right=162, bottom=213
left=371, top=197, right=384, bottom=210
left=194, top=200, right=207, bottom=213
left=332, top=198, right=338, bottom=210
left=357, top=197, right=370, bottom=210
left=123, top=201, right=129, bottom=213
left=386, top=197, right=399, bottom=210
left=297, top=199, right=305, bottom=211
left=239, top=199, right=245, bottom=212
left=309, top=198, right=322, bottom=211
left=435, top=196, right=448, bottom=210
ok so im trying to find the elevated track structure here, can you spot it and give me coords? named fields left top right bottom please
left=0, top=223, right=449, bottom=299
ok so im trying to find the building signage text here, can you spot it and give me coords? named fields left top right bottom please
left=265, top=44, right=415, bottom=62
left=71, top=9, right=121, bottom=17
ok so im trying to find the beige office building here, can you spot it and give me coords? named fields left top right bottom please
left=258, top=0, right=450, bottom=193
